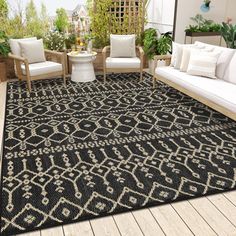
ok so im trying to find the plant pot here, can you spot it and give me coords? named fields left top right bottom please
left=148, top=59, right=155, bottom=75
left=0, top=61, right=7, bottom=82
left=93, top=48, right=103, bottom=72
left=87, top=41, right=93, bottom=54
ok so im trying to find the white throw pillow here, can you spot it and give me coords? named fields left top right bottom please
left=170, top=42, right=193, bottom=69
left=19, top=39, right=46, bottom=64
left=170, top=42, right=180, bottom=67
left=224, top=53, right=236, bottom=85
left=187, top=50, right=221, bottom=79
left=9, top=37, right=37, bottom=57
left=195, top=41, right=235, bottom=80
left=180, top=46, right=213, bottom=72
left=110, top=34, right=136, bottom=58
left=174, top=44, right=185, bottom=69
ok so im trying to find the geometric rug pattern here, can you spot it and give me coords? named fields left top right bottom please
left=1, top=73, right=236, bottom=235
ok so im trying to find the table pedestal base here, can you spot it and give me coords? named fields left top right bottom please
left=71, top=61, right=96, bottom=83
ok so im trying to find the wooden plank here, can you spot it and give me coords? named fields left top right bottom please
left=0, top=82, right=6, bottom=119
left=172, top=201, right=217, bottom=236
left=63, top=221, right=94, bottom=236
left=150, top=204, right=193, bottom=236
left=113, top=212, right=143, bottom=236
left=208, top=194, right=236, bottom=227
left=41, top=226, right=64, bottom=236
left=18, top=231, right=41, bottom=236
left=90, top=216, right=120, bottom=236
left=132, top=209, right=165, bottom=236
left=189, top=197, right=236, bottom=235
left=224, top=191, right=236, bottom=206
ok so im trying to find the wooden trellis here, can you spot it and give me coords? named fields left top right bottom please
left=94, top=0, right=146, bottom=37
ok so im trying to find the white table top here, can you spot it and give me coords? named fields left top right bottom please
left=67, top=51, right=97, bottom=58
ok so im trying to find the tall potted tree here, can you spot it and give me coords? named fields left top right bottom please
left=0, top=30, right=10, bottom=82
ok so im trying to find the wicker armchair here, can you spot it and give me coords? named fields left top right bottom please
left=102, top=45, right=144, bottom=82
left=9, top=38, right=66, bottom=92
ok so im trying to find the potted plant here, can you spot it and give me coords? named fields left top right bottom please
left=0, top=30, right=10, bottom=82
left=65, top=33, right=77, bottom=50
left=143, top=28, right=171, bottom=73
left=185, top=14, right=221, bottom=36
left=84, top=33, right=95, bottom=53
left=204, top=0, right=211, bottom=8
left=220, top=22, right=236, bottom=49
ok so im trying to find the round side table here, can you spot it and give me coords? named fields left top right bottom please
left=68, top=51, right=97, bottom=83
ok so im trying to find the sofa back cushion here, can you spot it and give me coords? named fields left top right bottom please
left=224, top=52, right=236, bottom=84
left=9, top=37, right=37, bottom=57
left=195, top=41, right=235, bottom=80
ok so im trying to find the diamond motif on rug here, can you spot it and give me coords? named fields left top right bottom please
left=1, top=73, right=236, bottom=235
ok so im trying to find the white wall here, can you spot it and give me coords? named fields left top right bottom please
left=146, top=0, right=176, bottom=34
left=174, top=0, right=236, bottom=44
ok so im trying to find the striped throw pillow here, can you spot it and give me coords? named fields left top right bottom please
left=187, top=50, right=221, bottom=79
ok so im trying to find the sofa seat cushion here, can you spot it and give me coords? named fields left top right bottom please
left=106, top=57, right=141, bottom=69
left=155, top=66, right=236, bottom=113
left=21, top=61, right=62, bottom=77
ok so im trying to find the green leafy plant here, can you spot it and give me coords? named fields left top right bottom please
left=156, top=32, right=172, bottom=55
left=220, top=22, right=236, bottom=49
left=55, top=8, right=69, bottom=33
left=44, top=31, right=65, bottom=51
left=89, top=0, right=112, bottom=48
left=204, top=0, right=211, bottom=7
left=65, top=33, right=77, bottom=49
left=143, top=28, right=158, bottom=59
left=1, top=0, right=50, bottom=39
left=185, top=14, right=221, bottom=33
left=89, top=0, right=146, bottom=48
left=0, top=30, right=10, bottom=57
left=143, top=28, right=171, bottom=60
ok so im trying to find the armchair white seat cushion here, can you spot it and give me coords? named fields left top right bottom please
left=21, top=61, right=63, bottom=77
left=9, top=37, right=37, bottom=57
left=106, top=57, right=141, bottom=69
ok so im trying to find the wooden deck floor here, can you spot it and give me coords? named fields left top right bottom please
left=1, top=81, right=236, bottom=236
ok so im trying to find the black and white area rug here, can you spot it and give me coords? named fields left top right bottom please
left=1, top=73, right=236, bottom=235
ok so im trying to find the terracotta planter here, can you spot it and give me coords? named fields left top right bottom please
left=93, top=48, right=103, bottom=72
left=0, top=61, right=7, bottom=82
left=0, top=55, right=15, bottom=80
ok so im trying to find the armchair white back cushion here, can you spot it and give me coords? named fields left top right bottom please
left=19, top=39, right=46, bottom=64
left=9, top=37, right=37, bottom=57
left=110, top=34, right=136, bottom=58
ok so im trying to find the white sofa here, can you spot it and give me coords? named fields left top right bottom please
left=153, top=42, right=236, bottom=121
